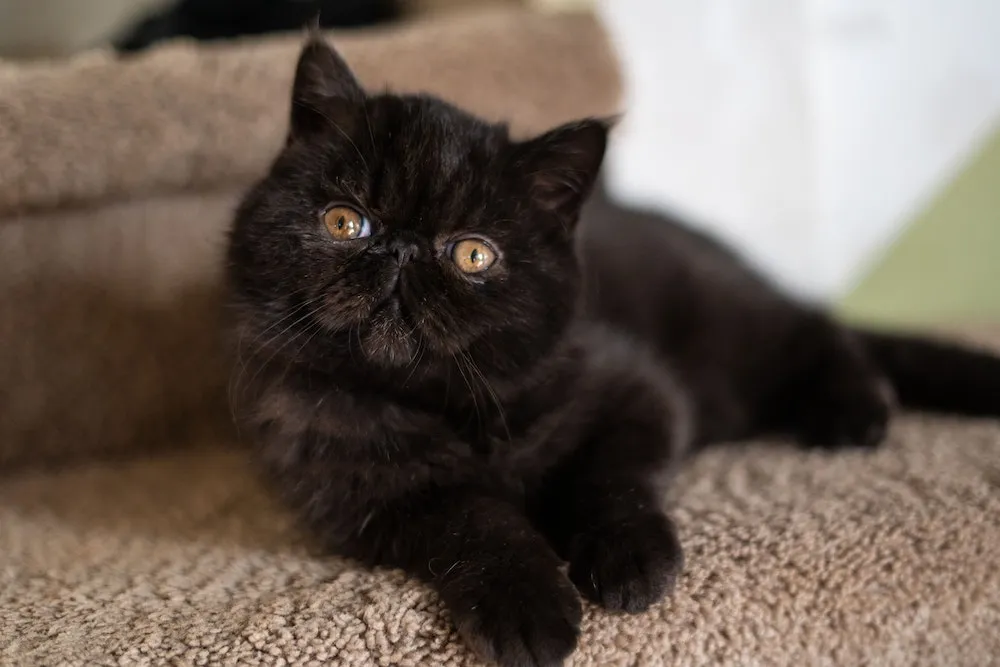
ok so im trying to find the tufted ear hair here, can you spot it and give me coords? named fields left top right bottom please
left=288, top=35, right=365, bottom=142
left=511, top=118, right=612, bottom=227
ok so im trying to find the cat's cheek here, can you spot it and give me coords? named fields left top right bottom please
left=315, top=291, right=371, bottom=328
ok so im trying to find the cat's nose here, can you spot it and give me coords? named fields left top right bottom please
left=389, top=239, right=420, bottom=266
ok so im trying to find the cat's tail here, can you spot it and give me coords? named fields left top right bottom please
left=854, top=328, right=1000, bottom=417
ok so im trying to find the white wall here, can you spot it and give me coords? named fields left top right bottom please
left=598, top=0, right=1000, bottom=302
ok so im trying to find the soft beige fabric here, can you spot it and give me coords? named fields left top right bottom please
left=2, top=7, right=999, bottom=667
left=3, top=413, right=1000, bottom=665
left=0, top=8, right=617, bottom=213
left=0, top=7, right=621, bottom=468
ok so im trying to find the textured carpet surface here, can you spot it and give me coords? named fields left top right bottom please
left=3, top=413, right=1000, bottom=666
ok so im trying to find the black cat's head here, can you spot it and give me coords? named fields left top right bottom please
left=227, top=37, right=608, bottom=381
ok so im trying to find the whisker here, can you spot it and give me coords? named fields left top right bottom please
left=462, top=349, right=511, bottom=445
left=228, top=291, right=325, bottom=423
left=293, top=100, right=369, bottom=171
left=233, top=285, right=326, bottom=375
left=363, top=100, right=377, bottom=154
left=231, top=305, right=324, bottom=415
left=452, top=352, right=482, bottom=429
left=277, top=318, right=328, bottom=387
left=402, top=338, right=426, bottom=388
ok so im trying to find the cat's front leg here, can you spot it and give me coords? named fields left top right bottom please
left=250, top=387, right=583, bottom=667
left=531, top=342, right=690, bottom=613
left=536, top=425, right=685, bottom=614
left=302, top=471, right=583, bottom=667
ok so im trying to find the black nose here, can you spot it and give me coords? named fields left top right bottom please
left=389, top=239, right=420, bottom=266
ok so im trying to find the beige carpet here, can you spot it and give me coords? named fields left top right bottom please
left=1, top=6, right=999, bottom=667
left=3, top=413, right=1000, bottom=665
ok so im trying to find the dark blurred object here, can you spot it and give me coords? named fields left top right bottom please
left=116, top=0, right=401, bottom=52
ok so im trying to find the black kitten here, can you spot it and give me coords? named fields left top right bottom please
left=225, top=38, right=1000, bottom=667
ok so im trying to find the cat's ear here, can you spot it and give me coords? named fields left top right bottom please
left=288, top=36, right=365, bottom=142
left=513, top=118, right=612, bottom=226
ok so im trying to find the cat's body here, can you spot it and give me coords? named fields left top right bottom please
left=226, top=38, right=1000, bottom=667
left=579, top=190, right=1000, bottom=445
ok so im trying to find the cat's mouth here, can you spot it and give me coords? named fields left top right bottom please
left=371, top=285, right=411, bottom=325
left=360, top=290, right=420, bottom=367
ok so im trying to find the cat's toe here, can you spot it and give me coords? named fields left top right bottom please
left=447, top=563, right=581, bottom=667
left=568, top=511, right=683, bottom=613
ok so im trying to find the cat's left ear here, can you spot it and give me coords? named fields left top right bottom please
left=512, top=118, right=612, bottom=227
left=288, top=36, right=365, bottom=142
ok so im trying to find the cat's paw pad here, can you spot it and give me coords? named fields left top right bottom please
left=568, top=511, right=683, bottom=614
left=446, top=562, right=581, bottom=667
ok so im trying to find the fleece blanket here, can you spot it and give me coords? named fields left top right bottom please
left=1, top=6, right=998, bottom=667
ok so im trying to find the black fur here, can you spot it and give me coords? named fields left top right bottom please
left=116, top=0, right=399, bottom=52
left=225, top=38, right=1000, bottom=667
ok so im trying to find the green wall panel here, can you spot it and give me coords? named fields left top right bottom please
left=838, top=124, right=1000, bottom=327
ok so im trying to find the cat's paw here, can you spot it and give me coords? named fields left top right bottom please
left=567, top=511, right=684, bottom=614
left=443, top=559, right=582, bottom=667
left=796, top=371, right=893, bottom=449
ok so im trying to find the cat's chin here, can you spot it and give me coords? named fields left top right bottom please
left=358, top=306, right=419, bottom=368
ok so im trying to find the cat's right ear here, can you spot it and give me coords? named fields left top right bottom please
left=511, top=118, right=612, bottom=229
left=288, top=36, right=365, bottom=143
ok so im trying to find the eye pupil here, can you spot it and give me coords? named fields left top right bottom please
left=323, top=206, right=370, bottom=241
left=452, top=239, right=497, bottom=274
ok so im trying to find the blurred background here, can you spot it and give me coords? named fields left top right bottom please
left=597, top=0, right=1000, bottom=328
left=1, top=0, right=997, bottom=327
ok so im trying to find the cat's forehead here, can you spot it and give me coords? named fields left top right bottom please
left=339, top=95, right=511, bottom=228
left=370, top=94, right=506, bottom=171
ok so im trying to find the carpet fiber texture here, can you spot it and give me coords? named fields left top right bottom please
left=3, top=413, right=1000, bottom=665
left=1, top=6, right=999, bottom=667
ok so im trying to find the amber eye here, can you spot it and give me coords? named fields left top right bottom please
left=323, top=205, right=371, bottom=241
left=451, top=238, right=497, bottom=274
